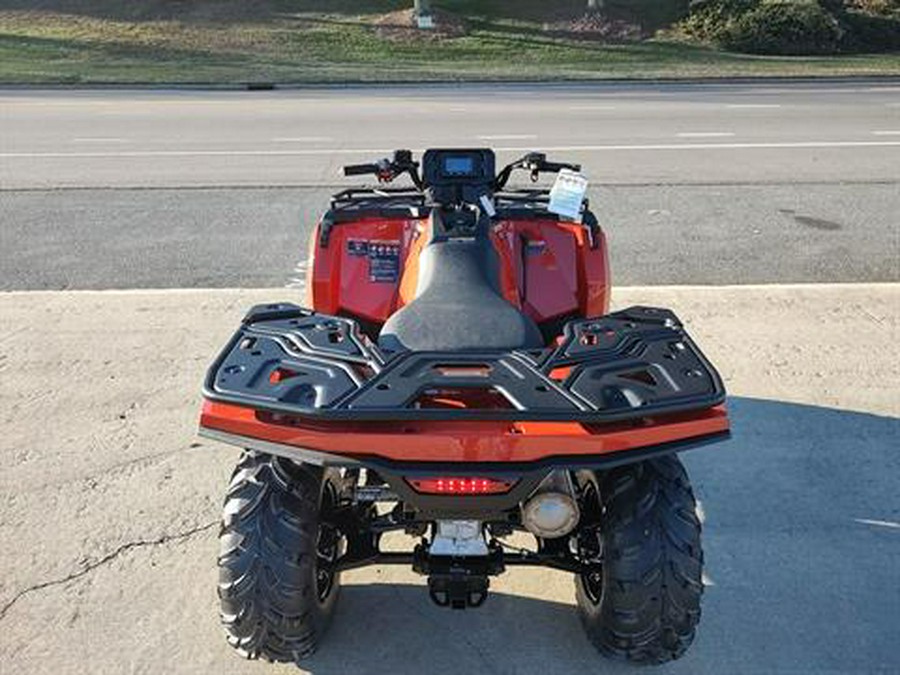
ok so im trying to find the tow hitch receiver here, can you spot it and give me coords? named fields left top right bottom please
left=413, top=520, right=504, bottom=609
left=427, top=570, right=491, bottom=609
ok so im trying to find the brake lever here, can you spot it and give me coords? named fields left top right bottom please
left=524, top=152, right=545, bottom=182
left=375, top=158, right=395, bottom=183
left=388, top=149, right=424, bottom=189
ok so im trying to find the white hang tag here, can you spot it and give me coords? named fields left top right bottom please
left=479, top=193, right=496, bottom=218
left=548, top=169, right=588, bottom=222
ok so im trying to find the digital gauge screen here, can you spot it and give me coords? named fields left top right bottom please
left=443, top=155, right=475, bottom=177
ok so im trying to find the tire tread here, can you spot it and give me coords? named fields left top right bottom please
left=576, top=454, right=703, bottom=664
left=217, top=451, right=334, bottom=663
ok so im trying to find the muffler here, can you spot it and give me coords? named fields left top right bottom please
left=520, top=471, right=580, bottom=539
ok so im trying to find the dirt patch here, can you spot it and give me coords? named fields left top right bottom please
left=374, top=8, right=467, bottom=41
left=543, top=12, right=644, bottom=42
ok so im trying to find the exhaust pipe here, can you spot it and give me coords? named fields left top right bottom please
left=520, top=471, right=580, bottom=539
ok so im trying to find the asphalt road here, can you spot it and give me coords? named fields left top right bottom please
left=1, top=183, right=897, bottom=289
left=1, top=81, right=899, bottom=289
left=2, top=81, right=900, bottom=187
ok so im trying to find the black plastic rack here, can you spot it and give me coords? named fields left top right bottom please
left=203, top=304, right=726, bottom=423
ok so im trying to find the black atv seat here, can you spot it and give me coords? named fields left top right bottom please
left=378, top=238, right=544, bottom=352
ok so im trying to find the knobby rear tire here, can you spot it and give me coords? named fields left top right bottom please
left=217, top=451, right=343, bottom=663
left=575, top=454, right=704, bottom=664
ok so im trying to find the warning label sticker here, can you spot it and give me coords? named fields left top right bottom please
left=367, top=241, right=401, bottom=283
left=347, top=239, right=369, bottom=257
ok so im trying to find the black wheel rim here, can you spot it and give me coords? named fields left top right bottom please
left=579, top=481, right=604, bottom=605
left=315, top=481, right=341, bottom=603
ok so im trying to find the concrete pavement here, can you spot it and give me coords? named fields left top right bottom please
left=0, top=284, right=897, bottom=675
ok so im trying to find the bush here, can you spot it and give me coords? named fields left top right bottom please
left=839, top=9, right=900, bottom=50
left=722, top=0, right=843, bottom=54
left=678, top=0, right=759, bottom=42
left=677, top=0, right=900, bottom=54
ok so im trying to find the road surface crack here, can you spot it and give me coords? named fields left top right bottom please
left=0, top=520, right=217, bottom=622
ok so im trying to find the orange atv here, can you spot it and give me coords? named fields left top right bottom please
left=199, top=149, right=729, bottom=665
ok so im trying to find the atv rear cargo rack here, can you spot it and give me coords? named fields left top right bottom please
left=202, top=304, right=725, bottom=423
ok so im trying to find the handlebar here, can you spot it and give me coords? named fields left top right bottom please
left=493, top=152, right=581, bottom=190
left=341, top=150, right=580, bottom=192
left=540, top=160, right=580, bottom=174
left=341, top=150, right=422, bottom=189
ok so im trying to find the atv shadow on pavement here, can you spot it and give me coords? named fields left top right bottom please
left=295, top=397, right=899, bottom=675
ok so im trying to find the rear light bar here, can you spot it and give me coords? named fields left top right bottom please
left=407, top=477, right=516, bottom=495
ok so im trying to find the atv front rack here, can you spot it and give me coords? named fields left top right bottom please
left=202, top=304, right=725, bottom=423
left=319, top=186, right=598, bottom=247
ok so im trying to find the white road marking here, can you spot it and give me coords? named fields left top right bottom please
left=871, top=130, right=900, bottom=136
left=1, top=148, right=393, bottom=158
left=854, top=518, right=900, bottom=529
left=271, top=137, right=333, bottom=142
left=505, top=140, right=900, bottom=152
left=477, top=134, right=538, bottom=140
left=725, top=104, right=782, bottom=109
left=285, top=259, right=309, bottom=289
left=71, top=137, right=127, bottom=143
left=677, top=132, right=735, bottom=138
left=4, top=140, right=900, bottom=159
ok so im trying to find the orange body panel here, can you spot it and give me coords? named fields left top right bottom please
left=491, top=220, right=610, bottom=321
left=306, top=217, right=421, bottom=321
left=201, top=400, right=728, bottom=464
left=397, top=219, right=428, bottom=305
left=306, top=216, right=610, bottom=336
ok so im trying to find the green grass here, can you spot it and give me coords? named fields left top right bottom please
left=0, top=2, right=898, bottom=84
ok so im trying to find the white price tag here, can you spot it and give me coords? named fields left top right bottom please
left=479, top=193, right=496, bottom=218
left=548, top=169, right=588, bottom=222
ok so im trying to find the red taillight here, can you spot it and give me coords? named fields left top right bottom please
left=407, top=477, right=516, bottom=495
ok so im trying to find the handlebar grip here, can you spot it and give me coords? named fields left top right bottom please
left=542, top=161, right=581, bottom=173
left=343, top=163, right=379, bottom=176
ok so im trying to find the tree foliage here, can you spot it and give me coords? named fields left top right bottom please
left=678, top=0, right=899, bottom=54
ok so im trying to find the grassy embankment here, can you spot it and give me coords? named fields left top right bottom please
left=0, top=0, right=898, bottom=84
